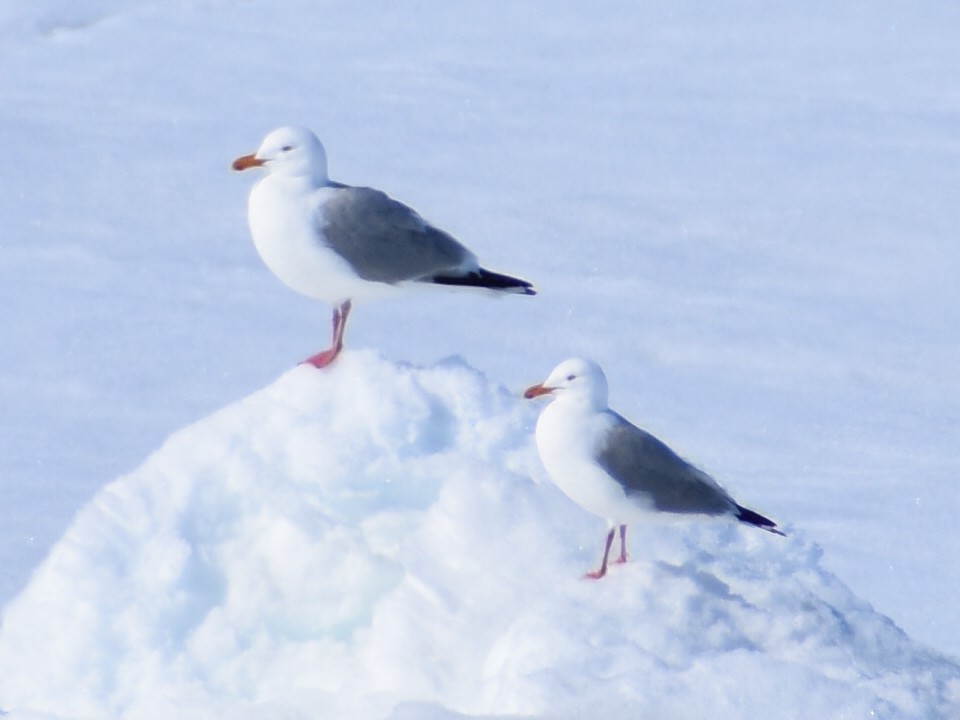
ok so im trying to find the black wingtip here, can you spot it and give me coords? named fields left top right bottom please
left=431, top=268, right=536, bottom=295
left=735, top=504, right=785, bottom=536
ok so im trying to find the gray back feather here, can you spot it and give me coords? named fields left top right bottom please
left=596, top=414, right=734, bottom=516
left=320, top=186, right=473, bottom=283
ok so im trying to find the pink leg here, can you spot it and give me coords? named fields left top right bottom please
left=584, top=526, right=617, bottom=580
left=615, top=524, right=629, bottom=564
left=303, top=300, right=352, bottom=369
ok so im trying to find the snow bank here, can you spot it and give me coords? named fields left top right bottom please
left=0, top=353, right=957, bottom=719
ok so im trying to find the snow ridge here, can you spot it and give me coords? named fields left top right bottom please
left=0, top=353, right=957, bottom=719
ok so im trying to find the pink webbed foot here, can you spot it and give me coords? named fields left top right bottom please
left=582, top=526, right=617, bottom=580
left=301, top=300, right=351, bottom=369
left=302, top=346, right=341, bottom=368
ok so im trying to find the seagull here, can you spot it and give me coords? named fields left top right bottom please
left=524, top=358, right=783, bottom=579
left=232, top=126, right=536, bottom=368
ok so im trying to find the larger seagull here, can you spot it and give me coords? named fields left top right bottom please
left=525, top=358, right=783, bottom=579
left=233, top=126, right=535, bottom=368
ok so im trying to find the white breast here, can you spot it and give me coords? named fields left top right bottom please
left=247, top=180, right=396, bottom=304
left=536, top=403, right=646, bottom=524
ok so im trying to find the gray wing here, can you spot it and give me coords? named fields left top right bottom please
left=596, top=414, right=735, bottom=516
left=319, top=186, right=475, bottom=283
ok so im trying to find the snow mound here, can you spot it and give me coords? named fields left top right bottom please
left=0, top=352, right=957, bottom=719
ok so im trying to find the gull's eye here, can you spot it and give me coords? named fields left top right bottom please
left=281, top=144, right=294, bottom=152
left=566, top=374, right=576, bottom=382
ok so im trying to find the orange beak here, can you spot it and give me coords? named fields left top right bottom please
left=523, top=383, right=554, bottom=399
left=232, top=153, right=265, bottom=171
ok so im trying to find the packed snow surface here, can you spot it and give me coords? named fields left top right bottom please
left=1, top=353, right=958, bottom=719
left=2, top=0, right=960, bottom=717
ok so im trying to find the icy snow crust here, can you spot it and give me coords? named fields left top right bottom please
left=0, top=353, right=957, bottom=719
left=3, top=0, right=960, bottom=716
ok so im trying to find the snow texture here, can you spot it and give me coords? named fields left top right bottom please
left=2, top=0, right=960, bottom=717
left=1, top=353, right=958, bottom=719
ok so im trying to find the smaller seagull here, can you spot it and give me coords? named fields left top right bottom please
left=232, top=126, right=535, bottom=368
left=524, top=358, right=783, bottom=579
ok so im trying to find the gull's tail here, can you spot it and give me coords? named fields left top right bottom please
left=430, top=268, right=536, bottom=295
left=735, top=503, right=785, bottom=536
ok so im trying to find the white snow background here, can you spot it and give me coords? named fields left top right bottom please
left=1, top=1, right=959, bottom=718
